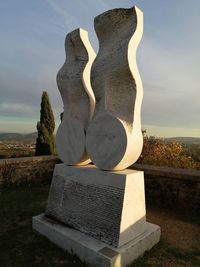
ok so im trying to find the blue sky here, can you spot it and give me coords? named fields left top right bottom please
left=0, top=0, right=199, bottom=137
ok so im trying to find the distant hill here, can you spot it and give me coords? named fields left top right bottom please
left=0, top=132, right=37, bottom=143
left=164, top=137, right=200, bottom=145
left=0, top=132, right=199, bottom=145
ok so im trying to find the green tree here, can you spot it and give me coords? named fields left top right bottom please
left=35, top=91, right=55, bottom=155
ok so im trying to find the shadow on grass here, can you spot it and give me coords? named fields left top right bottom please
left=0, top=183, right=199, bottom=267
left=130, top=238, right=200, bottom=267
left=0, top=183, right=87, bottom=267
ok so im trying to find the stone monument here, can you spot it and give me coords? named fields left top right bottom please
left=33, top=6, right=160, bottom=267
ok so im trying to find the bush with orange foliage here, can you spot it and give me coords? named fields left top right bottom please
left=137, top=134, right=198, bottom=169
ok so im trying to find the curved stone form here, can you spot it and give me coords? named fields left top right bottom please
left=86, top=6, right=144, bottom=170
left=56, top=28, right=96, bottom=165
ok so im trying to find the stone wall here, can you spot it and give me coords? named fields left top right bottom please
left=133, top=164, right=200, bottom=213
left=0, top=156, right=199, bottom=213
left=0, top=156, right=59, bottom=187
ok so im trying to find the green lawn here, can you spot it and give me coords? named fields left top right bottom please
left=0, top=183, right=199, bottom=267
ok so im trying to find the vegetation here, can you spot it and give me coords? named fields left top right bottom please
left=35, top=92, right=55, bottom=156
left=0, top=143, right=35, bottom=159
left=185, top=143, right=200, bottom=163
left=0, top=132, right=37, bottom=142
left=137, top=132, right=200, bottom=169
left=0, top=183, right=199, bottom=267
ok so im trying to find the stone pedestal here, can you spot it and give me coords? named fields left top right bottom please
left=32, top=164, right=160, bottom=266
left=33, top=214, right=160, bottom=267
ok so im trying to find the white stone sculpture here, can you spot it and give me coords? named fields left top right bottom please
left=33, top=7, right=161, bottom=267
left=56, top=28, right=96, bottom=165
left=86, top=6, right=144, bottom=170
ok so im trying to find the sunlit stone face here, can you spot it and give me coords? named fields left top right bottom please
left=86, top=6, right=144, bottom=170
left=56, top=28, right=96, bottom=166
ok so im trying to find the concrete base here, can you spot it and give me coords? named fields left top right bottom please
left=32, top=214, right=160, bottom=267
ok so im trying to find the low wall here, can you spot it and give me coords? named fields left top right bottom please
left=133, top=164, right=200, bottom=213
left=0, top=156, right=59, bottom=187
left=0, top=156, right=199, bottom=213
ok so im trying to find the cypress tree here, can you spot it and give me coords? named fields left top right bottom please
left=35, top=91, right=55, bottom=155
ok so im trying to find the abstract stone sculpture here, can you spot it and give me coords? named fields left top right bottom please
left=56, top=28, right=96, bottom=165
left=86, top=6, right=144, bottom=170
left=33, top=6, right=161, bottom=267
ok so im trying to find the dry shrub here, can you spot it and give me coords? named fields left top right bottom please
left=138, top=136, right=198, bottom=169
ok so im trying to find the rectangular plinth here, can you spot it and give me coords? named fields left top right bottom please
left=33, top=214, right=160, bottom=267
left=45, top=164, right=146, bottom=247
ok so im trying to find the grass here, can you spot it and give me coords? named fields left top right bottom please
left=132, top=241, right=200, bottom=267
left=0, top=183, right=84, bottom=267
left=0, top=182, right=199, bottom=267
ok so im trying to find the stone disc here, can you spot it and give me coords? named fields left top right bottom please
left=56, top=117, right=85, bottom=165
left=86, top=113, right=127, bottom=170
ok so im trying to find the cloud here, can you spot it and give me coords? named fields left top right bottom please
left=0, top=0, right=199, bottom=136
left=0, top=103, right=37, bottom=117
left=44, top=0, right=80, bottom=29
left=138, top=34, right=200, bottom=129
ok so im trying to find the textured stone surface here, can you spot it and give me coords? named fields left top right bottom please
left=45, top=163, right=146, bottom=247
left=56, top=28, right=96, bottom=166
left=0, top=156, right=59, bottom=187
left=33, top=214, right=161, bottom=267
left=86, top=6, right=144, bottom=170
left=133, top=164, right=200, bottom=212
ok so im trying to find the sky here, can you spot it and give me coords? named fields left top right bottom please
left=0, top=0, right=199, bottom=137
